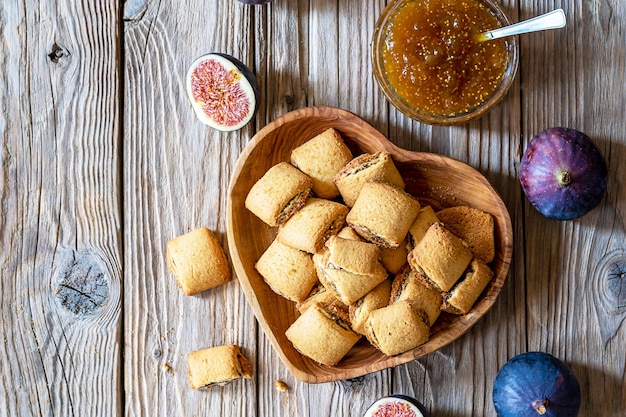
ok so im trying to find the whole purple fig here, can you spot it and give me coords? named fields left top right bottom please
left=493, top=351, right=581, bottom=417
left=519, top=127, right=608, bottom=220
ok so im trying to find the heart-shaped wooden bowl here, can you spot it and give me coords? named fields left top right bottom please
left=227, top=106, right=513, bottom=383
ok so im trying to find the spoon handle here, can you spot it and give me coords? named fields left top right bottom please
left=479, top=9, right=566, bottom=41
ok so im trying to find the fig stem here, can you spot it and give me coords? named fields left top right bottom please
left=557, top=170, right=571, bottom=186
left=532, top=399, right=548, bottom=415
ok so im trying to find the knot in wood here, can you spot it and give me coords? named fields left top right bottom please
left=341, top=375, right=367, bottom=388
left=594, top=249, right=626, bottom=314
left=606, top=262, right=626, bottom=310
left=123, top=0, right=149, bottom=22
left=283, top=95, right=295, bottom=107
left=54, top=249, right=109, bottom=317
left=48, top=43, right=69, bottom=63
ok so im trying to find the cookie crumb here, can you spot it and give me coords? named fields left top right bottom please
left=162, top=363, right=173, bottom=376
left=274, top=380, right=289, bottom=392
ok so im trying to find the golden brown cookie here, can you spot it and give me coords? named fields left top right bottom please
left=347, top=182, right=420, bottom=249
left=255, top=239, right=318, bottom=302
left=325, top=235, right=381, bottom=275
left=166, top=227, right=231, bottom=296
left=407, top=205, right=439, bottom=250
left=276, top=198, right=348, bottom=253
left=187, top=344, right=252, bottom=390
left=379, top=242, right=409, bottom=275
left=336, top=226, right=363, bottom=241
left=442, top=259, right=494, bottom=314
left=437, top=206, right=495, bottom=263
left=334, top=152, right=405, bottom=207
left=290, top=128, right=353, bottom=199
left=314, top=247, right=388, bottom=305
left=296, top=284, right=348, bottom=314
left=285, top=302, right=360, bottom=366
left=390, top=265, right=442, bottom=326
left=407, top=222, right=473, bottom=292
left=349, top=279, right=392, bottom=335
left=245, top=162, right=313, bottom=227
left=364, top=300, right=430, bottom=356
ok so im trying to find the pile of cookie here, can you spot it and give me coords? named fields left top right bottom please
left=245, top=128, right=496, bottom=366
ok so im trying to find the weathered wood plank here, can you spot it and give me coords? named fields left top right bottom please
left=255, top=1, right=392, bottom=414
left=2, top=0, right=625, bottom=415
left=521, top=1, right=626, bottom=415
left=387, top=1, right=525, bottom=415
left=253, top=2, right=320, bottom=415
left=0, top=1, right=122, bottom=416
left=122, top=1, right=257, bottom=416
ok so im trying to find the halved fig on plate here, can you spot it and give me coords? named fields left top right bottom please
left=186, top=53, right=259, bottom=131
left=363, top=395, right=430, bottom=417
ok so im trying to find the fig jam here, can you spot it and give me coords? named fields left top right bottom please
left=381, top=0, right=508, bottom=116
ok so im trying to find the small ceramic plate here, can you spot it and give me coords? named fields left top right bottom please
left=227, top=106, right=513, bottom=383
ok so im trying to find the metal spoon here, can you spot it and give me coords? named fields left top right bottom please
left=476, top=9, right=566, bottom=42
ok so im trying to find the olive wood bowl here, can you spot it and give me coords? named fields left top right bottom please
left=227, top=106, right=513, bottom=383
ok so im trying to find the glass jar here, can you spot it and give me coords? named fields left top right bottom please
left=372, top=0, right=519, bottom=125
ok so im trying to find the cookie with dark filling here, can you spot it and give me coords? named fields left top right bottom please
left=390, top=265, right=442, bottom=326
left=313, top=247, right=388, bottom=305
left=364, top=300, right=430, bottom=356
left=276, top=198, right=348, bottom=253
left=245, top=161, right=313, bottom=227
left=442, top=259, right=493, bottom=315
left=406, top=205, right=439, bottom=251
left=347, top=182, right=420, bottom=249
left=296, top=284, right=348, bottom=314
left=334, top=152, right=405, bottom=207
left=285, top=302, right=360, bottom=366
left=407, top=222, right=473, bottom=292
left=187, top=344, right=252, bottom=390
left=349, top=279, right=392, bottom=335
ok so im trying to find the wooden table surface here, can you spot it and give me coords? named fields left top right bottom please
left=2, top=0, right=625, bottom=416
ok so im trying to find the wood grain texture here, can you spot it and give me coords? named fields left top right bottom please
left=385, top=1, right=524, bottom=415
left=0, top=1, right=122, bottom=417
left=251, top=1, right=395, bottom=412
left=520, top=1, right=626, bottom=415
left=123, top=1, right=257, bottom=416
left=0, top=0, right=624, bottom=415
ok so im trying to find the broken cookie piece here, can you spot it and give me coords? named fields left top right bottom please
left=187, top=344, right=252, bottom=390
